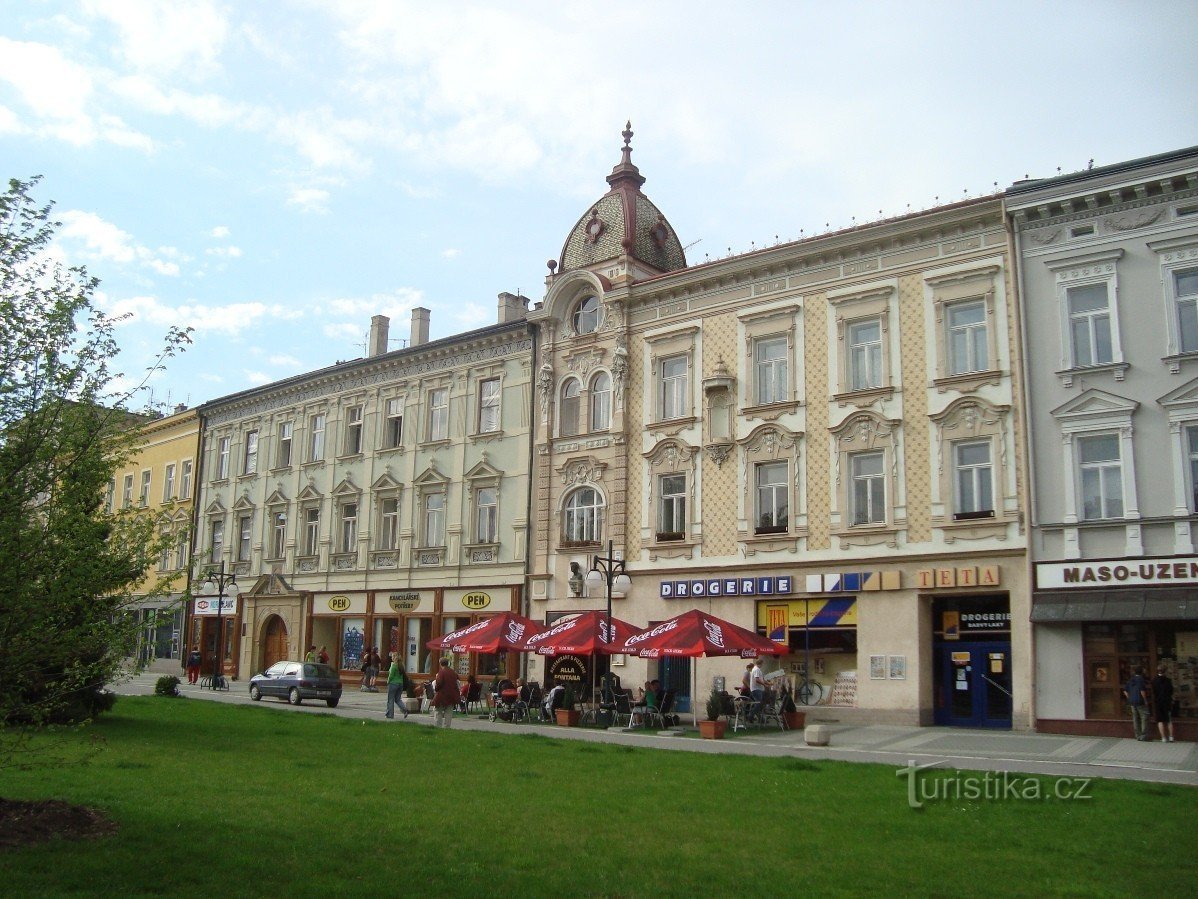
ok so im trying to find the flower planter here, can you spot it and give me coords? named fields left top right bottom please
left=698, top=719, right=726, bottom=739
left=555, top=709, right=580, bottom=727
left=783, top=711, right=806, bottom=730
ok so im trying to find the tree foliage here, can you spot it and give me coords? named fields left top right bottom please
left=0, top=177, right=191, bottom=748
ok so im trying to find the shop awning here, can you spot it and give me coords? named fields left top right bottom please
left=1031, top=588, right=1198, bottom=622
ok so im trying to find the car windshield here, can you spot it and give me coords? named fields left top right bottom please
left=305, top=664, right=337, bottom=679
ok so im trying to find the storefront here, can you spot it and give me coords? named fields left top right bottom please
left=1033, top=557, right=1198, bottom=739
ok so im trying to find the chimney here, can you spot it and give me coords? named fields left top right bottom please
left=497, top=292, right=529, bottom=324
left=410, top=307, right=430, bottom=347
left=368, top=315, right=390, bottom=357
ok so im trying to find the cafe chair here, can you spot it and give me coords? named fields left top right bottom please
left=758, top=688, right=785, bottom=730
left=647, top=690, right=676, bottom=729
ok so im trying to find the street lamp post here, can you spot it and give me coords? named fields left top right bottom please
left=586, top=540, right=632, bottom=698
left=199, top=561, right=239, bottom=690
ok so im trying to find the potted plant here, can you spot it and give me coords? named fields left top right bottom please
left=555, top=683, right=580, bottom=727
left=698, top=689, right=726, bottom=739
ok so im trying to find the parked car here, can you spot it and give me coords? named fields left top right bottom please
left=249, top=661, right=342, bottom=707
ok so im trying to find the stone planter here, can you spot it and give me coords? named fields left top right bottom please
left=402, top=697, right=421, bottom=714
left=783, top=711, right=806, bottom=730
left=555, top=709, right=580, bottom=727
left=698, top=719, right=726, bottom=739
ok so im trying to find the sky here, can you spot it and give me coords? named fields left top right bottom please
left=3, top=1, right=1197, bottom=411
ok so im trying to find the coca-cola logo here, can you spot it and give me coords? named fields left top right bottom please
left=624, top=619, right=677, bottom=646
left=446, top=618, right=490, bottom=641
left=504, top=622, right=526, bottom=642
left=527, top=617, right=579, bottom=646
left=702, top=620, right=725, bottom=649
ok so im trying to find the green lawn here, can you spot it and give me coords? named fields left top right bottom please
left=0, top=697, right=1193, bottom=897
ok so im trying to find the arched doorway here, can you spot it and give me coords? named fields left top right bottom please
left=261, top=615, right=289, bottom=669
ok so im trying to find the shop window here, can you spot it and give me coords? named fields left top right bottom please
left=590, top=372, right=611, bottom=431
left=563, top=487, right=603, bottom=545
left=276, top=421, right=293, bottom=467
left=406, top=618, right=434, bottom=677
left=559, top=378, right=581, bottom=437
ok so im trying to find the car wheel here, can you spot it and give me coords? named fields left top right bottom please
left=289, top=687, right=302, bottom=705
left=249, top=685, right=261, bottom=701
left=326, top=698, right=339, bottom=708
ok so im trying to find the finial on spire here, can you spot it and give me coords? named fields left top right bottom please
left=607, top=119, right=645, bottom=190
left=623, top=120, right=633, bottom=148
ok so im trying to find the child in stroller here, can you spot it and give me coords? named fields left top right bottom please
left=489, top=677, right=523, bottom=722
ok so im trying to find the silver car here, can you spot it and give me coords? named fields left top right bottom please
left=249, top=661, right=343, bottom=707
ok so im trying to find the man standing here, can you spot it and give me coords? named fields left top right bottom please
left=750, top=658, right=765, bottom=720
left=185, top=646, right=202, bottom=685
left=385, top=656, right=409, bottom=720
left=432, top=658, right=460, bottom=728
left=1122, top=665, right=1151, bottom=741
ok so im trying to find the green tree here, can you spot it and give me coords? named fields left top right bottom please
left=0, top=177, right=191, bottom=755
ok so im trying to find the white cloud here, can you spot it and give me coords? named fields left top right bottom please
left=441, top=248, right=460, bottom=260
left=57, top=210, right=182, bottom=275
left=450, top=302, right=490, bottom=329
left=83, top=0, right=229, bottom=79
left=322, top=322, right=361, bottom=341
left=99, top=293, right=297, bottom=337
left=268, top=354, right=302, bottom=368
left=205, top=245, right=243, bottom=258
left=0, top=38, right=94, bottom=122
left=286, top=187, right=330, bottom=213
left=324, top=289, right=424, bottom=322
left=243, top=370, right=271, bottom=386
left=209, top=225, right=230, bottom=238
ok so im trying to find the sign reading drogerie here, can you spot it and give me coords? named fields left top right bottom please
left=1037, top=557, right=1198, bottom=589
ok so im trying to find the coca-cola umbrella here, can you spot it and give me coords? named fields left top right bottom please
left=520, top=611, right=644, bottom=715
left=427, top=612, right=543, bottom=655
left=616, top=609, right=784, bottom=726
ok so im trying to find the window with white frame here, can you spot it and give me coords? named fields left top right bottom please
left=105, top=479, right=115, bottom=513
left=658, top=474, right=686, bottom=539
left=428, top=388, right=448, bottom=441
left=953, top=440, right=994, bottom=519
left=847, top=319, right=883, bottom=391
left=237, top=514, right=252, bottom=561
left=660, top=354, right=688, bottom=420
left=573, top=295, right=600, bottom=335
left=159, top=526, right=172, bottom=571
left=277, top=421, right=293, bottom=467
left=379, top=498, right=399, bottom=550
left=559, top=379, right=581, bottom=437
left=122, top=474, right=134, bottom=508
left=384, top=399, right=404, bottom=448
left=340, top=502, right=358, bottom=553
left=590, top=372, right=611, bottom=430
left=1067, top=284, right=1113, bottom=367
left=139, top=470, right=151, bottom=507
left=163, top=463, right=176, bottom=502
left=270, top=509, right=286, bottom=559
left=1077, top=434, right=1123, bottom=520
left=243, top=430, right=259, bottom=475
left=175, top=530, right=189, bottom=570
left=423, top=492, right=445, bottom=547
left=209, top=519, right=224, bottom=564
left=344, top=406, right=364, bottom=455
left=946, top=300, right=988, bottom=375
left=180, top=459, right=192, bottom=498
left=755, top=461, right=789, bottom=533
left=475, top=486, right=498, bottom=543
left=308, top=413, right=326, bottom=462
left=850, top=451, right=886, bottom=526
left=478, top=379, right=500, bottom=433
left=754, top=336, right=788, bottom=405
left=563, top=487, right=602, bottom=543
left=217, top=437, right=230, bottom=478
left=1175, top=269, right=1198, bottom=354
left=303, top=508, right=320, bottom=556
left=1188, top=425, right=1198, bottom=512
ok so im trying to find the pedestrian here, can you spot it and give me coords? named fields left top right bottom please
left=384, top=656, right=409, bottom=720
left=359, top=646, right=372, bottom=691
left=432, top=658, right=460, bottom=728
left=367, top=647, right=382, bottom=691
left=740, top=662, right=753, bottom=697
left=1122, top=665, right=1151, bottom=741
left=749, top=658, right=765, bottom=722
left=318, top=645, right=329, bottom=665
left=305, top=645, right=317, bottom=663
left=185, top=646, right=202, bottom=685
left=1151, top=663, right=1176, bottom=743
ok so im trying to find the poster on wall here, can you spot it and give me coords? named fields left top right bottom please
left=888, top=655, right=906, bottom=680
left=869, top=655, right=886, bottom=680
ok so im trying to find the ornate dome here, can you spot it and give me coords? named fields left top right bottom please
left=557, top=123, right=687, bottom=275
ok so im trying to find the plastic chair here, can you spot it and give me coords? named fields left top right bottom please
left=647, top=690, right=675, bottom=729
left=758, top=687, right=785, bottom=730
left=612, top=690, right=634, bottom=728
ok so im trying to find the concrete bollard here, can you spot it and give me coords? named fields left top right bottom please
left=804, top=724, right=830, bottom=746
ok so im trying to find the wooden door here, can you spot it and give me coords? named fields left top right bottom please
left=261, top=615, right=289, bottom=670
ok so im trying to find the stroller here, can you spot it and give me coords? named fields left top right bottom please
left=490, top=679, right=531, bottom=723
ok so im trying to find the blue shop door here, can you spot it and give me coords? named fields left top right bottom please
left=935, top=643, right=1012, bottom=728
left=660, top=657, right=691, bottom=714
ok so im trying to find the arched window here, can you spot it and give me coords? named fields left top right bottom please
left=560, top=378, right=581, bottom=437
left=590, top=372, right=611, bottom=431
left=573, top=296, right=600, bottom=335
left=563, top=487, right=603, bottom=544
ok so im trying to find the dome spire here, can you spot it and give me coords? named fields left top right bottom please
left=607, top=119, right=645, bottom=190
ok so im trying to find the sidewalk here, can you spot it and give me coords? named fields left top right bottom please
left=115, top=672, right=1198, bottom=787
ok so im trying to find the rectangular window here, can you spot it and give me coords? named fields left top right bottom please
left=340, top=503, right=358, bottom=553
left=304, top=508, right=320, bottom=556
left=105, top=478, right=115, bottom=513
left=217, top=436, right=230, bottom=479
left=1078, top=434, right=1123, bottom=520
left=590, top=374, right=611, bottom=431
left=1189, top=426, right=1198, bottom=513
left=475, top=487, right=497, bottom=543
left=308, top=413, right=326, bottom=462
left=755, top=461, right=788, bottom=533
left=1176, top=269, right=1198, bottom=354
left=180, top=460, right=192, bottom=498
left=163, top=463, right=176, bottom=502
left=271, top=510, right=287, bottom=559
left=660, top=355, right=688, bottom=420
left=658, top=474, right=686, bottom=539
left=344, top=406, right=363, bottom=455
left=175, top=531, right=189, bottom=570
left=754, top=337, right=788, bottom=405
left=380, top=498, right=399, bottom=550
left=478, top=379, right=501, bottom=433
left=122, top=474, right=134, bottom=508
left=277, top=422, right=293, bottom=468
left=424, top=493, right=445, bottom=547
left=429, top=388, right=449, bottom=441
left=848, top=319, right=883, bottom=390
left=209, top=520, right=224, bottom=564
left=1067, top=284, right=1113, bottom=367
left=560, top=380, right=581, bottom=437
left=385, top=399, right=404, bottom=448
left=139, top=470, right=151, bottom=507
left=946, top=300, right=988, bottom=375
left=850, top=451, right=885, bottom=526
left=243, top=430, right=258, bottom=475
left=237, top=514, right=252, bottom=561
left=953, top=440, right=994, bottom=519
left=159, top=530, right=172, bottom=571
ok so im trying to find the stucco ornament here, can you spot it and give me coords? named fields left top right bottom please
left=611, top=335, right=629, bottom=410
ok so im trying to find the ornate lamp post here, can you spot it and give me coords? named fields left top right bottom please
left=199, top=561, right=239, bottom=690
left=586, top=540, right=632, bottom=685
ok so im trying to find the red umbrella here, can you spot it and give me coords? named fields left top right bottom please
left=617, top=609, right=784, bottom=659
left=519, top=611, right=643, bottom=656
left=427, top=612, right=543, bottom=654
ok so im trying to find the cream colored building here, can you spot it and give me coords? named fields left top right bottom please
left=528, top=130, right=1031, bottom=727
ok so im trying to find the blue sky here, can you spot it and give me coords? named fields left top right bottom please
left=4, top=1, right=1196, bottom=410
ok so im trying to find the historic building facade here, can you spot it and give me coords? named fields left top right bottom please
left=527, top=128, right=1031, bottom=727
left=1008, top=146, right=1198, bottom=738
left=191, top=306, right=534, bottom=684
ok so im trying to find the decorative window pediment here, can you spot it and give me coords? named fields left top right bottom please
left=1050, top=388, right=1139, bottom=429
left=737, top=423, right=802, bottom=457
left=558, top=456, right=607, bottom=487
left=231, top=492, right=256, bottom=512
left=296, top=481, right=322, bottom=502
left=464, top=456, right=502, bottom=481
left=370, top=471, right=402, bottom=492
left=264, top=486, right=289, bottom=507
left=412, top=463, right=446, bottom=487
left=331, top=475, right=360, bottom=498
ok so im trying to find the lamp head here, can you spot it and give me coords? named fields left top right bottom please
left=585, top=569, right=603, bottom=588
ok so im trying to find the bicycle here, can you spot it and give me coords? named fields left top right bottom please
left=796, top=676, right=823, bottom=706
left=199, top=673, right=229, bottom=691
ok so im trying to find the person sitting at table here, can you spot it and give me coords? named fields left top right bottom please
left=458, top=673, right=477, bottom=712
left=543, top=680, right=565, bottom=721
left=631, top=681, right=657, bottom=727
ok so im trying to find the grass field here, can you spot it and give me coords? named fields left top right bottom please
left=0, top=696, right=1194, bottom=896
